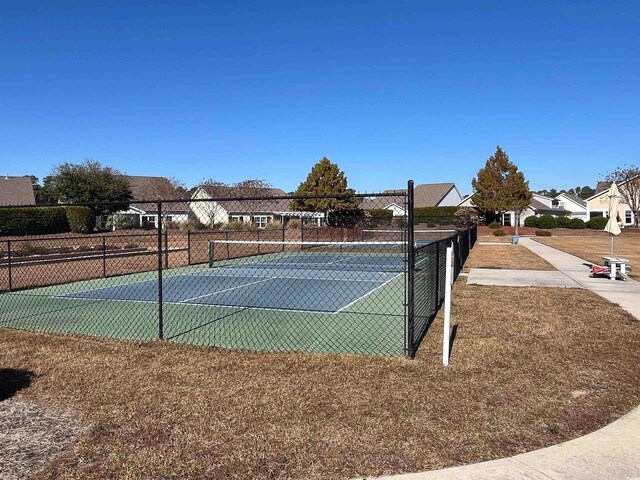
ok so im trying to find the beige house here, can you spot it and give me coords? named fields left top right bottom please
left=586, top=178, right=637, bottom=227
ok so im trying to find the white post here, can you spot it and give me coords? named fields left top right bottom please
left=443, top=242, right=454, bottom=366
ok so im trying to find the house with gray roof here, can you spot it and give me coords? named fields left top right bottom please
left=0, top=176, right=36, bottom=206
left=190, top=185, right=324, bottom=228
left=360, top=183, right=463, bottom=218
left=554, top=192, right=588, bottom=221
left=97, top=176, right=190, bottom=230
left=458, top=193, right=568, bottom=226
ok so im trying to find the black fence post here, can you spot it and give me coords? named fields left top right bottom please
left=407, top=180, right=415, bottom=358
left=187, top=230, right=191, bottom=265
left=7, top=240, right=12, bottom=292
left=157, top=201, right=164, bottom=340
left=102, top=235, right=107, bottom=277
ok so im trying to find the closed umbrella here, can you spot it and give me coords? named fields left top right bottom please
left=603, top=182, right=621, bottom=258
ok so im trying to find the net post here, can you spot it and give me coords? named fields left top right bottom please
left=157, top=201, right=164, bottom=340
left=102, top=235, right=106, bottom=277
left=208, top=240, right=214, bottom=268
left=187, top=230, right=191, bottom=265
left=407, top=180, right=415, bottom=358
left=7, top=240, right=12, bottom=292
left=225, top=231, right=230, bottom=258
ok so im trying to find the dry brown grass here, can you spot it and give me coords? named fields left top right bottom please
left=1, top=280, right=639, bottom=479
left=465, top=244, right=555, bottom=271
left=0, top=400, right=85, bottom=479
left=534, top=229, right=640, bottom=278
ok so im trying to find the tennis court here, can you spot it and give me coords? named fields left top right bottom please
left=0, top=240, right=410, bottom=355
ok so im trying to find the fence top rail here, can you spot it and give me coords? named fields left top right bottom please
left=0, top=231, right=159, bottom=243
left=0, top=191, right=407, bottom=210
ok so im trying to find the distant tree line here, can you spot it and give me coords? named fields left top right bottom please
left=534, top=185, right=596, bottom=199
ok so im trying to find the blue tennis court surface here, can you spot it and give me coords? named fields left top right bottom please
left=61, top=250, right=405, bottom=313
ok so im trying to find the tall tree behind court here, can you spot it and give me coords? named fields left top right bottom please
left=290, top=157, right=360, bottom=212
left=472, top=146, right=531, bottom=234
left=43, top=159, right=133, bottom=215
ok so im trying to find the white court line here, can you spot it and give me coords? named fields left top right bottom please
left=52, top=295, right=351, bottom=314
left=179, top=277, right=273, bottom=303
left=333, top=271, right=405, bottom=314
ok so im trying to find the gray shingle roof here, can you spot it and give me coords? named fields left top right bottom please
left=126, top=176, right=190, bottom=213
left=381, top=183, right=457, bottom=208
left=0, top=176, right=36, bottom=206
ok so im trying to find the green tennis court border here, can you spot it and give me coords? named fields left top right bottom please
left=0, top=262, right=406, bottom=356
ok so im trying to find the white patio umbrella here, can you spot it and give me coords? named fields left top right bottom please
left=603, top=182, right=622, bottom=258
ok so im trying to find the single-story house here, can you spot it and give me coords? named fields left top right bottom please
left=457, top=193, right=568, bottom=226
left=0, top=175, right=36, bottom=206
left=361, top=183, right=463, bottom=217
left=189, top=185, right=324, bottom=228
left=586, top=177, right=638, bottom=227
left=97, top=176, right=190, bottom=230
left=554, top=192, right=588, bottom=221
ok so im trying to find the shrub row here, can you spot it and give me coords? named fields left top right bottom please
left=524, top=215, right=610, bottom=230
left=0, top=206, right=95, bottom=236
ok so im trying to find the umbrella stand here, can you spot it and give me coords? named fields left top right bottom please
left=610, top=233, right=614, bottom=258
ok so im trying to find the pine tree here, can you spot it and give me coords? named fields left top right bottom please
left=290, top=157, right=360, bottom=212
left=471, top=146, right=531, bottom=234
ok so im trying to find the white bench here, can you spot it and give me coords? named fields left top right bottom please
left=602, top=256, right=630, bottom=281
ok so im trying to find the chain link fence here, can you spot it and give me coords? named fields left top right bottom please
left=0, top=183, right=476, bottom=357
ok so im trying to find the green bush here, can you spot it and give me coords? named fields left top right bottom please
left=65, top=206, right=95, bottom=233
left=0, top=206, right=69, bottom=236
left=569, top=218, right=586, bottom=229
left=328, top=209, right=364, bottom=228
left=494, top=229, right=506, bottom=236
left=524, top=216, right=539, bottom=228
left=587, top=216, right=608, bottom=230
left=366, top=208, right=393, bottom=227
left=556, top=216, right=571, bottom=228
left=537, top=215, right=557, bottom=229
left=414, top=206, right=457, bottom=226
left=535, top=230, right=552, bottom=236
left=488, top=221, right=502, bottom=229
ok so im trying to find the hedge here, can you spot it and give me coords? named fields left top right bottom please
left=535, top=230, right=552, bottom=236
left=556, top=216, right=572, bottom=228
left=488, top=221, right=501, bottom=229
left=569, top=218, right=586, bottom=229
left=367, top=208, right=394, bottom=227
left=66, top=206, right=95, bottom=233
left=537, top=215, right=558, bottom=229
left=524, top=216, right=538, bottom=228
left=414, top=206, right=457, bottom=225
left=587, top=216, right=608, bottom=230
left=0, top=207, right=69, bottom=236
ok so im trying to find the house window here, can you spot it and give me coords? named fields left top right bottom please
left=625, top=210, right=633, bottom=225
left=252, top=215, right=270, bottom=229
left=502, top=213, right=512, bottom=226
left=590, top=211, right=604, bottom=219
left=142, top=216, right=156, bottom=228
left=166, top=216, right=173, bottom=222
left=229, top=215, right=247, bottom=223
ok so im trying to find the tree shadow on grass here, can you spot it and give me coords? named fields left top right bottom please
left=0, top=368, right=35, bottom=401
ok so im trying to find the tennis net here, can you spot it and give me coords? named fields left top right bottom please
left=207, top=239, right=408, bottom=272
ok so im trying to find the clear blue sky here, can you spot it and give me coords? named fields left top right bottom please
left=1, top=1, right=638, bottom=195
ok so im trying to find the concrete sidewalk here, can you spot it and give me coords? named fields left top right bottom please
left=520, top=237, right=640, bottom=320
left=365, top=238, right=640, bottom=480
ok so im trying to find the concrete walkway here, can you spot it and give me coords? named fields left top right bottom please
left=467, top=269, right=583, bottom=288
left=365, top=238, right=640, bottom=480
left=520, top=237, right=640, bottom=320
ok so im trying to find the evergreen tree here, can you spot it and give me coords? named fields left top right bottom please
left=290, top=157, right=360, bottom=212
left=471, top=146, right=532, bottom=234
